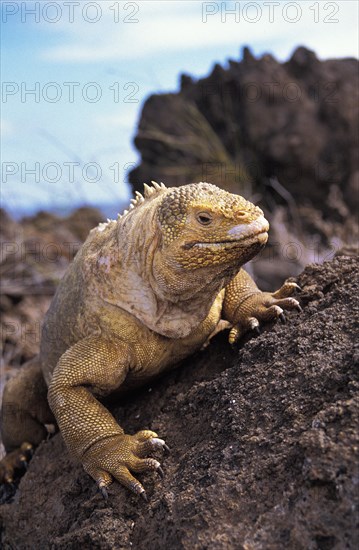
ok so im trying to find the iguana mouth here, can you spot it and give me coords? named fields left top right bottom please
left=185, top=230, right=268, bottom=250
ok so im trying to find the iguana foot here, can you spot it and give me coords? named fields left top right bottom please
left=229, top=281, right=301, bottom=344
left=0, top=442, right=34, bottom=484
left=82, top=430, right=168, bottom=500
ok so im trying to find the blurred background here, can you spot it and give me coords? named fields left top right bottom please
left=1, top=0, right=358, bottom=215
left=0, top=1, right=358, bottom=373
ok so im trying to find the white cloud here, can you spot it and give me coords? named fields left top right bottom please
left=40, top=1, right=359, bottom=63
left=94, top=111, right=137, bottom=130
left=0, top=119, right=15, bottom=138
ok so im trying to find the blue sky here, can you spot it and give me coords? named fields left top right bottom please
left=1, top=0, right=358, bottom=217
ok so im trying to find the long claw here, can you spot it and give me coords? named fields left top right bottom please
left=149, top=437, right=168, bottom=452
left=99, top=485, right=109, bottom=500
left=163, top=443, right=170, bottom=454
left=296, top=304, right=303, bottom=312
left=279, top=312, right=286, bottom=324
left=248, top=318, right=260, bottom=332
left=156, top=466, right=164, bottom=479
left=140, top=490, right=148, bottom=502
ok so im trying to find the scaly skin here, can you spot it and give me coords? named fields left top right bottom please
left=0, top=182, right=300, bottom=499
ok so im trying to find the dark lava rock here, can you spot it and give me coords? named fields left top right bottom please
left=1, top=256, right=358, bottom=549
left=129, top=47, right=359, bottom=216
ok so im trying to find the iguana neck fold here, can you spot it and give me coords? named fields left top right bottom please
left=81, top=182, right=267, bottom=338
left=83, top=195, right=215, bottom=338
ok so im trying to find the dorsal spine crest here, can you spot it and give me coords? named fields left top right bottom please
left=117, top=181, right=167, bottom=220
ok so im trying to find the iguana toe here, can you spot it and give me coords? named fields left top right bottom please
left=98, top=482, right=109, bottom=500
left=272, top=281, right=301, bottom=299
left=138, top=437, right=170, bottom=455
left=228, top=283, right=301, bottom=343
left=0, top=442, right=33, bottom=484
left=83, top=430, right=166, bottom=499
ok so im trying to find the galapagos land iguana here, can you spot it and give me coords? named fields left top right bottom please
left=0, top=182, right=301, bottom=500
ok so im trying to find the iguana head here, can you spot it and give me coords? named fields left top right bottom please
left=92, top=181, right=269, bottom=337
left=152, top=182, right=269, bottom=299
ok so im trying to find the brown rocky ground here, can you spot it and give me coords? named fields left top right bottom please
left=1, top=255, right=358, bottom=549
left=0, top=207, right=104, bottom=379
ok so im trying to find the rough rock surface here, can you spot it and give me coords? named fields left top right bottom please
left=0, top=207, right=104, bottom=400
left=1, top=256, right=358, bottom=549
left=129, top=47, right=359, bottom=290
left=129, top=47, right=359, bottom=218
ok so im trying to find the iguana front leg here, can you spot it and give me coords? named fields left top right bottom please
left=48, top=336, right=167, bottom=499
left=222, top=269, right=301, bottom=344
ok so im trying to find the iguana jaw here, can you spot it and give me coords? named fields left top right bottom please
left=185, top=231, right=268, bottom=250
left=183, top=215, right=269, bottom=250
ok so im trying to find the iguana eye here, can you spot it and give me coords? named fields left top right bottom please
left=196, top=212, right=212, bottom=225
